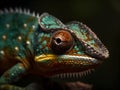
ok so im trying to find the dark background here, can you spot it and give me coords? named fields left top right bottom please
left=0, top=0, right=119, bottom=89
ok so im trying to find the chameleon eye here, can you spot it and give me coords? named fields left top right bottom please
left=50, top=30, right=74, bottom=54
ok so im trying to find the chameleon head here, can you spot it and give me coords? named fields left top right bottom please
left=34, top=13, right=109, bottom=77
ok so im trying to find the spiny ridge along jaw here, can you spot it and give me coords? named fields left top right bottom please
left=0, top=8, right=40, bottom=18
left=52, top=69, right=94, bottom=78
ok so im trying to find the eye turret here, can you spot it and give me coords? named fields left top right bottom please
left=50, top=30, right=74, bottom=54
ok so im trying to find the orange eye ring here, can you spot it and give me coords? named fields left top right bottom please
left=50, top=30, right=74, bottom=54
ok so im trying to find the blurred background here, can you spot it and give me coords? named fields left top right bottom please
left=0, top=0, right=119, bottom=90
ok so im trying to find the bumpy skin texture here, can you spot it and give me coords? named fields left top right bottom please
left=0, top=8, right=109, bottom=90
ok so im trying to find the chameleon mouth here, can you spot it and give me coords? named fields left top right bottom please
left=35, top=54, right=101, bottom=65
left=35, top=54, right=102, bottom=77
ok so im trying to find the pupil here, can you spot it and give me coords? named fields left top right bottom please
left=56, top=38, right=61, bottom=43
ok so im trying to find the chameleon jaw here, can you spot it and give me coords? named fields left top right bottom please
left=34, top=54, right=102, bottom=77
left=35, top=54, right=100, bottom=65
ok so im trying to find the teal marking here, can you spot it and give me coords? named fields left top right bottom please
left=42, top=40, right=47, bottom=45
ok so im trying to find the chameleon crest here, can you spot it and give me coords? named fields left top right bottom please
left=0, top=8, right=109, bottom=90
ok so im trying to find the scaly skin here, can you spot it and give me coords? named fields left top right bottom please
left=0, top=8, right=109, bottom=90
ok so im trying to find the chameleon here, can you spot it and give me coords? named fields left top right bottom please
left=0, top=8, right=109, bottom=90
